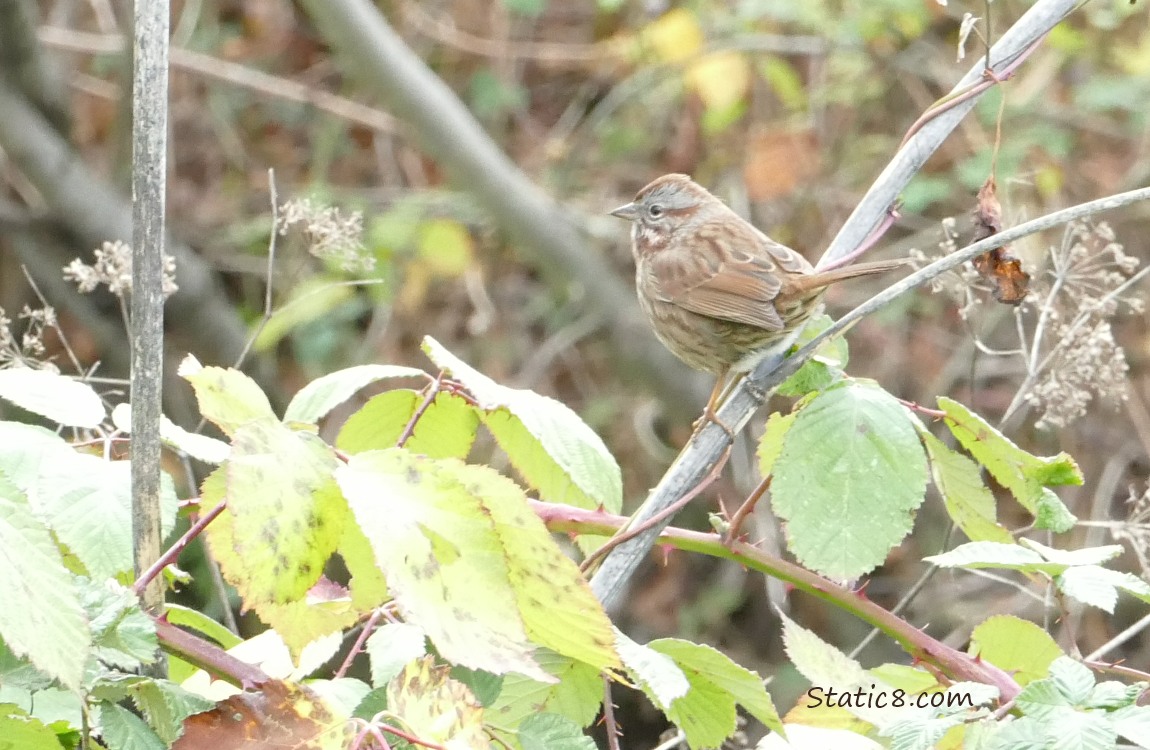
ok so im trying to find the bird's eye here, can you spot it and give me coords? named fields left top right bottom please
left=648, top=204, right=664, bottom=218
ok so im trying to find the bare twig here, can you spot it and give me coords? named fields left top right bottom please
left=37, top=27, right=399, bottom=134
left=231, top=169, right=280, bottom=371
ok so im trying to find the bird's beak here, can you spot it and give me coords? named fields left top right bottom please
left=610, top=202, right=638, bottom=221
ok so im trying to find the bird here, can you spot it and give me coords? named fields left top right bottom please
left=611, top=173, right=904, bottom=427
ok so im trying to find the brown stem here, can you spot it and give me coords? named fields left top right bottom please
left=132, top=499, right=227, bottom=597
left=579, top=447, right=729, bottom=575
left=335, top=608, right=385, bottom=679
left=539, top=501, right=1021, bottom=700
left=602, top=677, right=622, bottom=750
left=397, top=373, right=443, bottom=448
left=723, top=475, right=771, bottom=545
left=154, top=616, right=269, bottom=689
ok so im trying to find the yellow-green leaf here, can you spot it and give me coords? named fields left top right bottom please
left=640, top=8, right=703, bottom=63
left=970, top=615, right=1062, bottom=687
left=387, top=656, right=489, bottom=749
left=939, top=397, right=1082, bottom=515
left=650, top=639, right=785, bottom=742
left=417, top=218, right=474, bottom=277
left=920, top=431, right=1013, bottom=544
left=253, top=276, right=356, bottom=352
left=423, top=337, right=621, bottom=513
left=206, top=422, right=346, bottom=607
left=179, top=355, right=276, bottom=437
left=284, top=364, right=428, bottom=424
left=337, top=390, right=479, bottom=459
left=338, top=450, right=618, bottom=679
left=686, top=51, right=750, bottom=111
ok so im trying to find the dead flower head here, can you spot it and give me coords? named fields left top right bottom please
left=1024, top=220, right=1141, bottom=429
left=0, top=304, right=60, bottom=371
left=63, top=240, right=179, bottom=299
left=277, top=197, right=374, bottom=274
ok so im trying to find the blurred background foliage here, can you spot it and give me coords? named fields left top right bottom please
left=2, top=0, right=1150, bottom=742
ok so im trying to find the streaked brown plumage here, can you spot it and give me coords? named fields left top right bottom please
left=610, top=174, right=902, bottom=412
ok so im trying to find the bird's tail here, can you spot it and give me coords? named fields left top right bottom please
left=786, top=257, right=909, bottom=296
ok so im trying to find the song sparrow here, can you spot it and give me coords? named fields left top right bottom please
left=611, top=173, right=903, bottom=413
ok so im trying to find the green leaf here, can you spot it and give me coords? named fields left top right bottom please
left=772, top=380, right=928, bottom=579
left=366, top=623, right=427, bottom=688
left=1057, top=565, right=1150, bottom=612
left=126, top=678, right=215, bottom=745
left=919, top=432, right=1012, bottom=543
left=307, top=678, right=372, bottom=717
left=179, top=355, right=277, bottom=436
left=36, top=454, right=178, bottom=579
left=0, top=422, right=76, bottom=491
left=1112, top=705, right=1150, bottom=749
left=882, top=713, right=965, bottom=750
left=487, top=650, right=602, bottom=731
left=969, top=615, right=1061, bottom=686
left=352, top=687, right=388, bottom=720
left=1048, top=656, right=1095, bottom=705
left=616, top=631, right=689, bottom=710
left=756, top=411, right=796, bottom=478
left=0, top=706, right=62, bottom=750
left=982, top=715, right=1048, bottom=750
left=1020, top=539, right=1123, bottom=568
left=337, top=390, right=480, bottom=459
left=0, top=368, right=104, bottom=428
left=1035, top=489, right=1077, bottom=533
left=0, top=639, right=57, bottom=691
left=213, top=420, right=344, bottom=605
left=283, top=364, right=428, bottom=424
left=111, top=404, right=231, bottom=464
left=519, top=712, right=597, bottom=750
left=0, top=473, right=90, bottom=689
left=164, top=604, right=243, bottom=650
left=649, top=639, right=785, bottom=742
left=1015, top=679, right=1071, bottom=720
left=776, top=314, right=848, bottom=396
left=1085, top=681, right=1139, bottom=710
left=423, top=337, right=622, bottom=513
left=336, top=389, right=419, bottom=450
left=1043, top=708, right=1116, bottom=750
left=338, top=450, right=619, bottom=681
left=98, top=702, right=166, bottom=750
left=777, top=358, right=839, bottom=397
left=867, top=664, right=939, bottom=695
left=450, top=666, right=504, bottom=708
left=780, top=610, right=868, bottom=690
left=253, top=275, right=358, bottom=352
left=925, top=541, right=1052, bottom=572
left=80, top=579, right=158, bottom=670
left=939, top=397, right=1082, bottom=514
left=779, top=612, right=898, bottom=727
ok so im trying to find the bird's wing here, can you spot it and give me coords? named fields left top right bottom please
left=649, top=220, right=810, bottom=332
